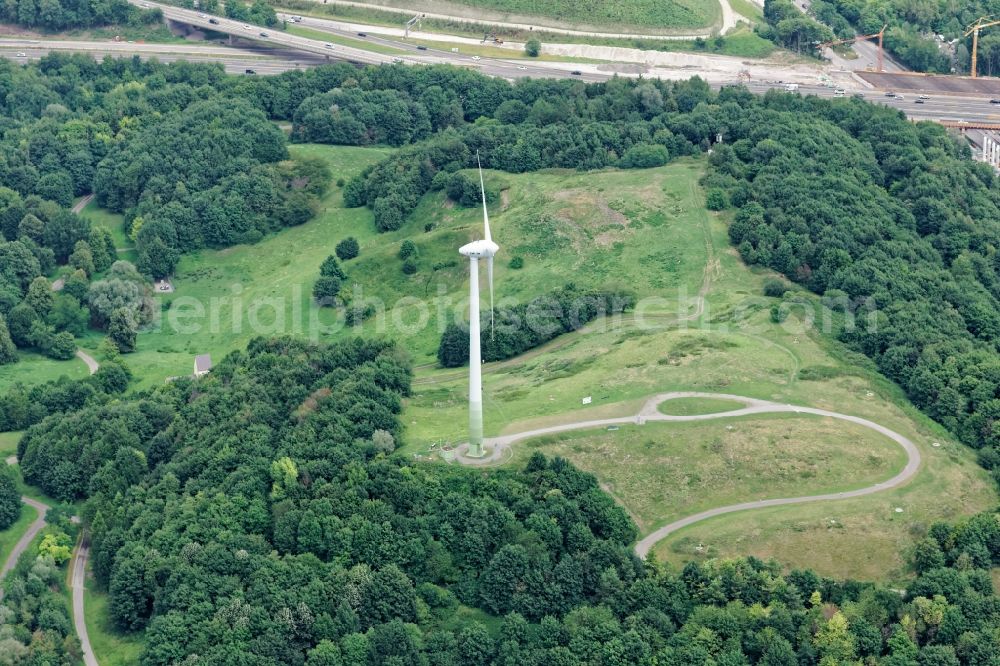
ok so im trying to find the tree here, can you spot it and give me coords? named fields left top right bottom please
left=320, top=255, right=346, bottom=280
left=47, top=331, right=76, bottom=360
left=0, top=466, right=21, bottom=529
left=69, top=240, right=95, bottom=277
left=0, top=314, right=16, bottom=365
left=525, top=39, right=541, bottom=57
left=438, top=322, right=469, bottom=367
left=88, top=226, right=116, bottom=273
left=107, top=307, right=138, bottom=353
left=313, top=276, right=342, bottom=304
left=399, top=240, right=418, bottom=260
left=7, top=302, right=40, bottom=347
left=336, top=237, right=360, bottom=260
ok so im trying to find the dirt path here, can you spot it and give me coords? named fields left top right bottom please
left=71, top=531, right=98, bottom=666
left=302, top=0, right=739, bottom=39
left=72, top=194, right=94, bottom=215
left=76, top=350, right=99, bottom=375
left=455, top=391, right=922, bottom=558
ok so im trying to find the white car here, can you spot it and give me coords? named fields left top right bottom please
left=197, top=13, right=206, bottom=18
left=895, top=94, right=904, bottom=100
left=517, top=65, right=527, bottom=70
left=325, top=43, right=334, bottom=49
left=243, top=24, right=252, bottom=30
left=471, top=55, right=481, bottom=60
left=15, top=52, right=25, bottom=57
left=918, top=94, right=930, bottom=100
left=392, top=57, right=403, bottom=63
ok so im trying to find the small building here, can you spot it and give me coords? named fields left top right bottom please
left=194, top=354, right=212, bottom=377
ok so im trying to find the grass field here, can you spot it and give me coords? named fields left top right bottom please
left=518, top=414, right=909, bottom=533
left=729, top=0, right=764, bottom=22
left=105, top=147, right=712, bottom=386
left=0, top=349, right=90, bottom=393
left=0, top=432, right=22, bottom=458
left=86, top=582, right=146, bottom=665
left=355, top=0, right=721, bottom=31
left=657, top=396, right=746, bottom=415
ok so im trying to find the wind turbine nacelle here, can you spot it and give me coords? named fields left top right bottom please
left=459, top=239, right=499, bottom=258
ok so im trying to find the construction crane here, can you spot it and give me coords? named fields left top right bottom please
left=965, top=16, right=1000, bottom=78
left=817, top=25, right=887, bottom=72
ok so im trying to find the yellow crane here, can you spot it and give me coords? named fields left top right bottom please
left=965, top=16, right=1000, bottom=78
left=817, top=25, right=886, bottom=72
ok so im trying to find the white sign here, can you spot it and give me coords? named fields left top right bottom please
left=582, top=396, right=592, bottom=405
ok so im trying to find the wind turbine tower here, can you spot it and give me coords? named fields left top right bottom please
left=459, top=156, right=499, bottom=458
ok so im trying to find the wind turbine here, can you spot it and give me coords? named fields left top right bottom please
left=459, top=155, right=499, bottom=458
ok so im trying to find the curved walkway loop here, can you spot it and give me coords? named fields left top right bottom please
left=76, top=349, right=99, bottom=375
left=455, top=392, right=922, bottom=558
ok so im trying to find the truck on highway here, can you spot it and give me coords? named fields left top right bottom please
left=784, top=83, right=799, bottom=92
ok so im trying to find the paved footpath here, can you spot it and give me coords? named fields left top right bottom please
left=71, top=531, right=98, bottom=666
left=0, top=496, right=50, bottom=601
left=457, top=391, right=922, bottom=558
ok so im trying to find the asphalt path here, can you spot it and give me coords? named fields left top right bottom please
left=0, top=495, right=50, bottom=601
left=455, top=391, right=921, bottom=559
left=72, top=531, right=98, bottom=666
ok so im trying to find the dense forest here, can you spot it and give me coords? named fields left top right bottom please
left=0, top=0, right=159, bottom=31
left=10, top=335, right=999, bottom=663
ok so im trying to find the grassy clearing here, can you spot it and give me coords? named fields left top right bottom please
left=285, top=24, right=409, bottom=53
left=86, top=581, right=146, bottom=665
left=657, top=396, right=746, bottom=415
left=354, top=0, right=720, bottom=31
left=0, top=349, right=89, bottom=393
left=277, top=2, right=775, bottom=56
left=405, top=37, right=608, bottom=62
left=729, top=0, right=764, bottom=22
left=0, top=432, right=22, bottom=457
left=518, top=414, right=909, bottom=533
left=117, top=145, right=392, bottom=386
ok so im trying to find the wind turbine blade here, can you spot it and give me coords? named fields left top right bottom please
left=487, top=255, right=495, bottom=338
left=477, top=152, right=492, bottom=243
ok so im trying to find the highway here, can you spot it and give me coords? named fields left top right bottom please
left=3, top=0, right=1000, bottom=124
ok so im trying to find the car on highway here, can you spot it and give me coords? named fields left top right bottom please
left=517, top=65, right=527, bottom=70
left=471, top=55, right=481, bottom=60
left=260, top=32, right=269, bottom=37
left=918, top=94, right=930, bottom=100
left=15, top=52, right=25, bottom=57
left=416, top=45, right=427, bottom=50
left=243, top=25, right=252, bottom=30
left=884, top=91, right=895, bottom=96
left=325, top=43, right=334, bottom=49
left=894, top=94, right=904, bottom=100
left=208, top=18, right=219, bottom=24
left=991, top=99, right=1000, bottom=105
left=571, top=70, right=582, bottom=75
left=834, top=88, right=845, bottom=96
left=197, top=13, right=206, bottom=18
left=915, top=98, right=924, bottom=104
left=245, top=69, right=256, bottom=75
left=853, top=92, right=864, bottom=98
left=357, top=32, right=367, bottom=37
left=392, top=58, right=403, bottom=63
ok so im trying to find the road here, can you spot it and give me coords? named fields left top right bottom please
left=295, top=0, right=741, bottom=39
left=455, top=391, right=921, bottom=559
left=0, top=496, right=50, bottom=600
left=71, top=531, right=98, bottom=666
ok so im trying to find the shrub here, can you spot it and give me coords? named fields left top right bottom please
left=770, top=303, right=787, bottom=323
left=399, top=240, right=418, bottom=260
left=525, top=39, right=541, bottom=57
left=705, top=188, right=729, bottom=211
left=620, top=144, right=669, bottom=168
left=401, top=258, right=418, bottom=275
left=313, top=276, right=342, bottom=304
left=509, top=256, right=524, bottom=269
left=336, top=237, right=360, bottom=260
left=763, top=278, right=789, bottom=297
